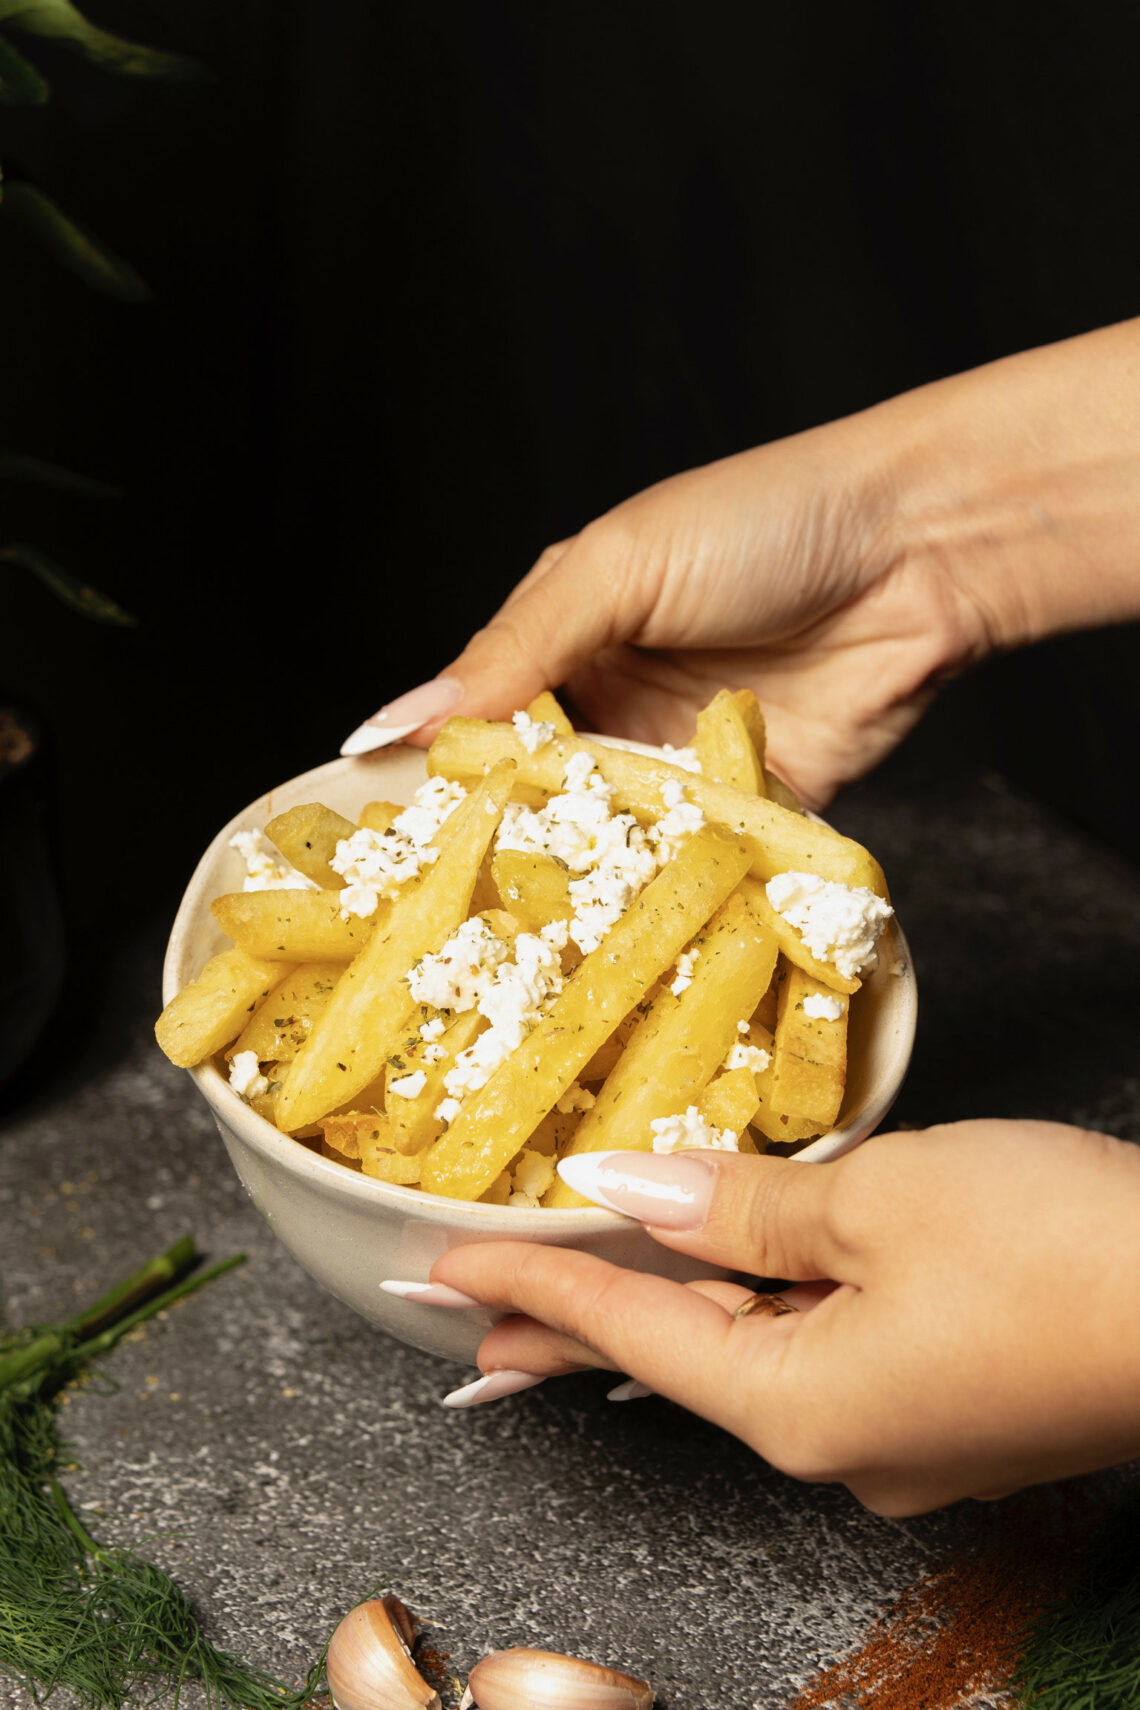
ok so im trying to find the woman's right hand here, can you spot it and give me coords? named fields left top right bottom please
left=348, top=317, right=1140, bottom=806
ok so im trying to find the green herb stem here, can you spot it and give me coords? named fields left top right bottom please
left=63, top=1234, right=199, bottom=1340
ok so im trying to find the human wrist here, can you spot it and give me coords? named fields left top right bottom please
left=862, top=319, right=1140, bottom=657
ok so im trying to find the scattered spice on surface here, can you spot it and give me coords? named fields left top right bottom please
left=789, top=1484, right=1112, bottom=1710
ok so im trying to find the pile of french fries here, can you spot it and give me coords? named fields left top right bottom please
left=156, top=690, right=892, bottom=1208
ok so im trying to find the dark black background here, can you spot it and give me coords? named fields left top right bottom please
left=3, top=2, right=1140, bottom=1030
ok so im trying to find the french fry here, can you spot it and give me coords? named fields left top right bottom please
left=322, top=1114, right=427, bottom=1183
left=525, top=689, right=575, bottom=737
left=384, top=1008, right=486, bottom=1154
left=427, top=717, right=887, bottom=896
left=321, top=1137, right=363, bottom=1171
left=728, top=688, right=803, bottom=812
left=274, top=761, right=516, bottom=1132
left=156, top=948, right=292, bottom=1067
left=358, top=800, right=405, bottom=832
left=694, top=688, right=766, bottom=794
left=770, top=964, right=848, bottom=1129
left=490, top=849, right=573, bottom=934
left=743, top=1020, right=818, bottom=1145
left=738, top=876, right=861, bottom=996
left=697, top=1064, right=762, bottom=1136
left=211, top=890, right=375, bottom=962
left=265, top=802, right=357, bottom=888
left=420, top=825, right=754, bottom=1202
left=227, top=962, right=344, bottom=1063
left=546, top=891, right=777, bottom=1205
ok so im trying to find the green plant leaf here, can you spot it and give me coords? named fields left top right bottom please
left=0, top=29, right=48, bottom=100
left=0, top=181, right=151, bottom=300
left=0, top=452, right=120, bottom=497
left=0, top=0, right=207, bottom=81
left=0, top=542, right=137, bottom=625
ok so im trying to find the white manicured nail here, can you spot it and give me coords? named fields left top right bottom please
left=380, top=1279, right=483, bottom=1308
left=340, top=676, right=464, bottom=755
left=607, top=1378, right=655, bottom=1402
left=441, top=1369, right=546, bottom=1409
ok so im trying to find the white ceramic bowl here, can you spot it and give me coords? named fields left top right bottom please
left=163, top=746, right=916, bottom=1364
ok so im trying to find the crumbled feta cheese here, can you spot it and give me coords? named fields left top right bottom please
left=498, top=753, right=659, bottom=954
left=407, top=916, right=512, bottom=1012
left=513, top=1150, right=556, bottom=1199
left=419, top=1017, right=446, bottom=1041
left=540, top=918, right=570, bottom=949
left=512, top=709, right=557, bottom=753
left=802, top=992, right=846, bottom=1021
left=421, top=1043, right=447, bottom=1065
left=670, top=946, right=701, bottom=996
left=650, top=1106, right=739, bottom=1153
left=434, top=1096, right=461, bottom=1125
left=737, top=1018, right=750, bottom=1033
left=508, top=1190, right=541, bottom=1208
left=440, top=929, right=565, bottom=1107
left=661, top=744, right=702, bottom=774
left=765, top=871, right=893, bottom=980
left=388, top=1069, right=427, bottom=1099
left=725, top=1042, right=771, bottom=1073
left=331, top=777, right=468, bottom=918
left=228, top=1050, right=269, bottom=1101
left=652, top=787, right=706, bottom=860
left=556, top=1082, right=596, bottom=1114
left=229, top=830, right=317, bottom=894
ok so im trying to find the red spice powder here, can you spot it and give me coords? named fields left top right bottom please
left=788, top=1485, right=1107, bottom=1710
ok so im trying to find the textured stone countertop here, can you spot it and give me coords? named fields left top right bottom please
left=3, top=766, right=1139, bottom=1710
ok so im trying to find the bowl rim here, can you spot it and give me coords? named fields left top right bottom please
left=163, top=745, right=917, bottom=1222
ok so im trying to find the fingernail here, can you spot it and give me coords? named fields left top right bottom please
left=607, top=1378, right=655, bottom=1402
left=380, top=1279, right=483, bottom=1308
left=555, top=1150, right=716, bottom=1230
left=441, top=1369, right=546, bottom=1409
left=340, top=677, right=464, bottom=756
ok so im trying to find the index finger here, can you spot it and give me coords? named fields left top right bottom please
left=431, top=1241, right=800, bottom=1441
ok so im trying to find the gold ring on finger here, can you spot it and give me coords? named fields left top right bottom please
left=732, top=1291, right=798, bottom=1321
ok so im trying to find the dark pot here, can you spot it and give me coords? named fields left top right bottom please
left=0, top=705, right=65, bottom=1090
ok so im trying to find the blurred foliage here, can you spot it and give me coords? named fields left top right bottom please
left=1, top=3, right=208, bottom=622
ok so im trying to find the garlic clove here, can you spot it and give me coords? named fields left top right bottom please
left=465, top=1647, right=653, bottom=1709
left=326, top=1593, right=441, bottom=1710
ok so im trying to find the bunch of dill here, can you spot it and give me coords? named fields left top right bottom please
left=1011, top=1480, right=1140, bottom=1710
left=0, top=1237, right=328, bottom=1707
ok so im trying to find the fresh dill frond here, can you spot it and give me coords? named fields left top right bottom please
left=1011, top=1481, right=1140, bottom=1710
left=0, top=1239, right=330, bottom=1708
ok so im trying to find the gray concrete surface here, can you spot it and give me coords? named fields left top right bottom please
left=2, top=767, right=1138, bottom=1709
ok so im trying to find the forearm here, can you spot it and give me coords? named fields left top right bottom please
left=861, top=318, right=1140, bottom=655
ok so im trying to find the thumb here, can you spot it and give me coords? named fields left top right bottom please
left=554, top=1149, right=849, bottom=1283
left=433, top=528, right=650, bottom=732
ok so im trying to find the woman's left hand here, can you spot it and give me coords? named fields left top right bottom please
left=424, top=1120, right=1140, bottom=1516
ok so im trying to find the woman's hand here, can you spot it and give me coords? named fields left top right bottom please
left=421, top=1121, right=1140, bottom=1516
left=345, top=319, right=1140, bottom=807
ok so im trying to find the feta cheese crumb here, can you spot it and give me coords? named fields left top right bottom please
left=439, top=929, right=565, bottom=1107
left=725, top=1042, right=771, bottom=1073
left=802, top=992, right=846, bottom=1021
left=419, top=1017, right=446, bottom=1042
left=513, top=1150, right=556, bottom=1200
left=228, top=1050, right=269, bottom=1101
left=407, top=916, right=512, bottom=1011
left=765, top=871, right=893, bottom=980
left=388, top=1069, right=427, bottom=1099
left=670, top=947, right=701, bottom=996
left=512, top=709, right=557, bottom=753
left=650, top=1106, right=739, bottom=1153
left=556, top=1082, right=596, bottom=1114
left=421, top=1043, right=447, bottom=1065
left=331, top=776, right=468, bottom=918
left=434, top=1096, right=461, bottom=1125
left=661, top=744, right=702, bottom=774
left=229, top=830, right=317, bottom=893
left=737, top=1019, right=750, bottom=1033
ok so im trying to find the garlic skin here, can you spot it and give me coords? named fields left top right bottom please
left=465, top=1647, right=653, bottom=1709
left=326, top=1594, right=441, bottom=1710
